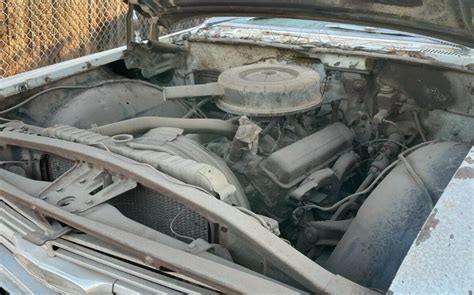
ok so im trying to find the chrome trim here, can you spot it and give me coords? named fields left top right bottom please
left=0, top=200, right=216, bottom=294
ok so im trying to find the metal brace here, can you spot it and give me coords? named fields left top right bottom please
left=187, top=238, right=213, bottom=254
left=186, top=238, right=233, bottom=261
left=38, top=162, right=137, bottom=213
left=23, top=226, right=72, bottom=246
left=288, top=168, right=336, bottom=203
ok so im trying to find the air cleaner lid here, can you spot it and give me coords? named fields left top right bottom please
left=216, top=64, right=322, bottom=117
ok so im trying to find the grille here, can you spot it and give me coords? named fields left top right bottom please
left=45, top=156, right=209, bottom=242
left=0, top=0, right=205, bottom=78
left=46, top=155, right=75, bottom=180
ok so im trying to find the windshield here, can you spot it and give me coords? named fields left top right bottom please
left=193, top=16, right=473, bottom=66
left=204, top=17, right=462, bottom=46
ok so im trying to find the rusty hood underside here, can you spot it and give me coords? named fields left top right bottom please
left=128, top=0, right=473, bottom=47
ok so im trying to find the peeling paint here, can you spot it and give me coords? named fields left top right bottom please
left=186, top=21, right=474, bottom=71
left=390, top=147, right=474, bottom=293
left=465, top=156, right=474, bottom=164
left=454, top=167, right=474, bottom=179
left=415, top=209, right=439, bottom=246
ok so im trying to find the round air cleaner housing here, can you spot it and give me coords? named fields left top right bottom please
left=216, top=64, right=322, bottom=117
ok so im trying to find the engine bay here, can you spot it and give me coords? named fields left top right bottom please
left=1, top=40, right=473, bottom=292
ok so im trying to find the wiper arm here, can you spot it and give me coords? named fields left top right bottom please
left=203, top=17, right=242, bottom=27
left=325, top=24, right=415, bottom=37
left=325, top=23, right=464, bottom=47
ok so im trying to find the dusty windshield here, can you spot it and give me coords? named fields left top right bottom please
left=205, top=17, right=462, bottom=45
left=191, top=17, right=472, bottom=66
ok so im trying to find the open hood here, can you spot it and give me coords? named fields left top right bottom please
left=128, top=0, right=473, bottom=47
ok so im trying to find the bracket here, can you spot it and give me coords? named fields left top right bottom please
left=124, top=3, right=183, bottom=78
left=23, top=226, right=72, bottom=246
left=38, top=162, right=137, bottom=213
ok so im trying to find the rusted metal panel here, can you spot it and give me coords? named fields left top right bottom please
left=187, top=20, right=474, bottom=71
left=389, top=147, right=474, bottom=294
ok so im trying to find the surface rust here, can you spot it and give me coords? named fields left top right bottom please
left=415, top=208, right=439, bottom=246
left=464, top=156, right=474, bottom=165
left=454, top=166, right=474, bottom=179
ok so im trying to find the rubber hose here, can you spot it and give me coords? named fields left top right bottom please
left=325, top=141, right=470, bottom=291
left=91, top=117, right=237, bottom=138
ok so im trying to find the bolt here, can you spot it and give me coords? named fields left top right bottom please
left=367, top=146, right=375, bottom=154
left=304, top=228, right=319, bottom=243
left=17, top=83, right=28, bottom=93
left=144, top=256, right=153, bottom=265
left=380, top=85, right=394, bottom=94
left=352, top=80, right=365, bottom=91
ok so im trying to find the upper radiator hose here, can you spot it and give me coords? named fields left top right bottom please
left=91, top=117, right=237, bottom=139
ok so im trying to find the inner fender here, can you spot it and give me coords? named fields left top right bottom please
left=48, top=81, right=184, bottom=128
left=325, top=142, right=470, bottom=291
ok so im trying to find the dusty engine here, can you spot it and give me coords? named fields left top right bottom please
left=2, top=62, right=470, bottom=291
left=183, top=64, right=358, bottom=220
left=129, top=63, right=468, bottom=289
left=133, top=64, right=361, bottom=224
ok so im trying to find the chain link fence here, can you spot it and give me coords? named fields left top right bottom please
left=0, top=0, right=204, bottom=79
